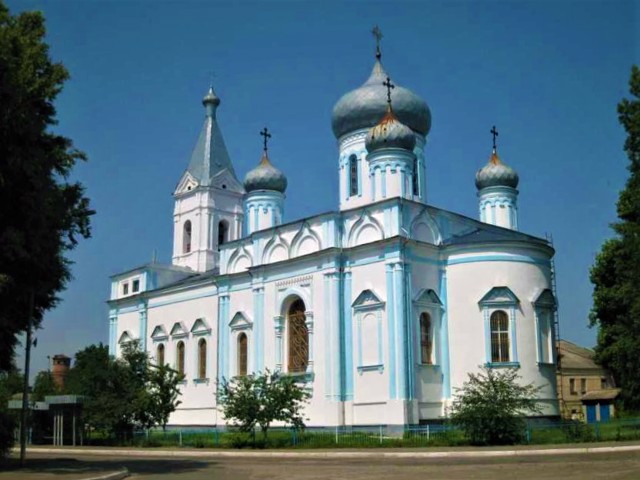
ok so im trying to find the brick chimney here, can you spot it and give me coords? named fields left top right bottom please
left=51, top=354, right=71, bottom=390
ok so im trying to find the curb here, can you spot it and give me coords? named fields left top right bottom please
left=24, top=444, right=640, bottom=459
left=77, top=470, right=129, bottom=480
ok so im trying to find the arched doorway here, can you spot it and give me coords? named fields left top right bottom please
left=287, top=298, right=308, bottom=373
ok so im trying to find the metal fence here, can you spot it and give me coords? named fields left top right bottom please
left=87, top=418, right=640, bottom=449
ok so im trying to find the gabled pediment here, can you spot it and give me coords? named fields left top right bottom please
left=533, top=289, right=556, bottom=309
left=190, top=318, right=211, bottom=335
left=175, top=171, right=199, bottom=195
left=150, top=325, right=168, bottom=340
left=413, top=288, right=443, bottom=306
left=229, top=311, right=252, bottom=331
left=211, top=169, right=244, bottom=194
left=118, top=331, right=136, bottom=344
left=352, top=289, right=385, bottom=310
left=479, top=286, right=519, bottom=307
left=170, top=321, right=188, bottom=338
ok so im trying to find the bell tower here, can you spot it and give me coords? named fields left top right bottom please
left=172, top=86, right=245, bottom=272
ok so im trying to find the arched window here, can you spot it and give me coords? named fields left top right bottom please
left=237, top=333, right=248, bottom=376
left=183, top=221, right=192, bottom=254
left=218, top=220, right=228, bottom=247
left=177, top=341, right=185, bottom=376
left=198, top=338, right=207, bottom=379
left=287, top=299, right=308, bottom=373
left=156, top=343, right=165, bottom=366
left=490, top=310, right=510, bottom=363
left=349, top=154, right=358, bottom=197
left=420, top=313, right=432, bottom=365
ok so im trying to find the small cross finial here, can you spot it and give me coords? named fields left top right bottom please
left=260, top=127, right=272, bottom=152
left=382, top=76, right=395, bottom=106
left=490, top=125, right=499, bottom=151
left=372, top=25, right=383, bottom=60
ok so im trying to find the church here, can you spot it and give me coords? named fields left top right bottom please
left=107, top=35, right=560, bottom=428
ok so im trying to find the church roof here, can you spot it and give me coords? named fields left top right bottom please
left=331, top=60, right=431, bottom=139
left=183, top=86, right=239, bottom=187
left=475, top=148, right=519, bottom=190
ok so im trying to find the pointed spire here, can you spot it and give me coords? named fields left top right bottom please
left=182, top=86, right=238, bottom=188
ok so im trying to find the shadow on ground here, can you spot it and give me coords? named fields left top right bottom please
left=1, top=456, right=212, bottom=476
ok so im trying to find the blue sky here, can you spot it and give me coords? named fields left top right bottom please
left=6, top=0, right=638, bottom=377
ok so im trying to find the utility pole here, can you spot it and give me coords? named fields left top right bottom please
left=19, top=290, right=34, bottom=467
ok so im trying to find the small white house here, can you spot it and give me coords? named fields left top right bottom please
left=108, top=44, right=560, bottom=428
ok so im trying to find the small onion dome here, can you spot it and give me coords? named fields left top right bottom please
left=244, top=151, right=288, bottom=193
left=331, top=60, right=431, bottom=139
left=475, top=149, right=519, bottom=189
left=365, top=105, right=416, bottom=153
left=202, top=86, right=220, bottom=107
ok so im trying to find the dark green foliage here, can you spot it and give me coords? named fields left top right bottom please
left=0, top=368, right=21, bottom=458
left=31, top=370, right=58, bottom=401
left=448, top=366, right=542, bottom=445
left=590, top=66, right=640, bottom=410
left=0, top=1, right=93, bottom=372
left=66, top=342, right=183, bottom=438
left=218, top=370, right=310, bottom=445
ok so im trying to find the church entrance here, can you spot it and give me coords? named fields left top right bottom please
left=287, top=298, right=309, bottom=373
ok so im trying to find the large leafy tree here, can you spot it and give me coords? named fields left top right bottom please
left=448, top=367, right=542, bottom=445
left=218, top=370, right=310, bottom=445
left=590, top=65, right=640, bottom=410
left=66, top=343, right=183, bottom=438
left=0, top=1, right=93, bottom=372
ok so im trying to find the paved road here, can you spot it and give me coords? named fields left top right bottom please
left=4, top=450, right=640, bottom=480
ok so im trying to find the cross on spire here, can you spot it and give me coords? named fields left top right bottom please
left=372, top=25, right=383, bottom=61
left=383, top=76, right=395, bottom=106
left=490, top=125, right=499, bottom=151
left=260, top=127, right=272, bottom=152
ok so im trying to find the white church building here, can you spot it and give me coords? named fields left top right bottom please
left=108, top=41, right=560, bottom=428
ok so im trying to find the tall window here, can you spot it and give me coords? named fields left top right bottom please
left=349, top=154, right=358, bottom=197
left=218, top=220, right=228, bottom=246
left=238, top=333, right=248, bottom=376
left=580, top=378, right=587, bottom=394
left=490, top=310, right=510, bottom=363
left=183, top=221, right=192, bottom=254
left=420, top=313, right=432, bottom=364
left=412, top=158, right=420, bottom=196
left=177, top=341, right=185, bottom=376
left=156, top=343, right=165, bottom=366
left=569, top=378, right=576, bottom=395
left=287, top=299, right=309, bottom=373
left=198, top=338, right=207, bottom=379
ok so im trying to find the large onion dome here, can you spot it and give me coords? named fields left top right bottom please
left=331, top=60, right=431, bottom=139
left=244, top=151, right=288, bottom=193
left=475, top=149, right=519, bottom=190
left=365, top=105, right=416, bottom=153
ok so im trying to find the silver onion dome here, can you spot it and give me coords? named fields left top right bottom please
left=365, top=106, right=416, bottom=153
left=332, top=60, right=431, bottom=139
left=475, top=150, right=519, bottom=190
left=244, top=152, right=288, bottom=193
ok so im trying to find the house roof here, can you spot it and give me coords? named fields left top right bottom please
left=581, top=389, right=620, bottom=401
left=558, top=339, right=601, bottom=370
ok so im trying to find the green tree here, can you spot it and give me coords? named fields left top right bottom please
left=590, top=65, right=640, bottom=411
left=66, top=344, right=134, bottom=437
left=218, top=370, right=310, bottom=445
left=448, top=366, right=542, bottom=445
left=147, top=363, right=183, bottom=432
left=0, top=1, right=93, bottom=373
left=66, top=343, right=183, bottom=438
left=0, top=368, right=21, bottom=460
left=31, top=370, right=58, bottom=401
